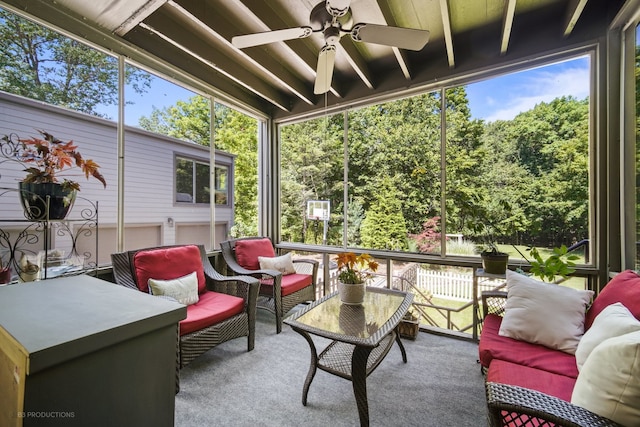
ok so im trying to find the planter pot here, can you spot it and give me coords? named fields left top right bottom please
left=19, top=182, right=77, bottom=220
left=338, top=281, right=366, bottom=305
left=481, top=252, right=509, bottom=275
left=399, top=312, right=420, bottom=340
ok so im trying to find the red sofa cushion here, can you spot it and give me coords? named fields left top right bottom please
left=479, top=314, right=579, bottom=378
left=585, top=269, right=640, bottom=330
left=260, top=273, right=312, bottom=297
left=133, top=245, right=206, bottom=294
left=235, top=238, right=275, bottom=270
left=486, top=359, right=576, bottom=401
left=179, top=290, right=244, bottom=336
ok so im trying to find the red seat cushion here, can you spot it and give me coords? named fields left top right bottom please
left=486, top=359, right=576, bottom=402
left=235, top=238, right=275, bottom=270
left=260, top=273, right=312, bottom=297
left=479, top=314, right=579, bottom=378
left=133, top=245, right=206, bottom=294
left=585, top=269, right=640, bottom=330
left=179, top=291, right=245, bottom=336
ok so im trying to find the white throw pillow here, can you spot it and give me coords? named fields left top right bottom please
left=571, top=330, right=640, bottom=426
left=575, top=302, right=640, bottom=370
left=258, top=252, right=296, bottom=275
left=148, top=271, right=199, bottom=305
left=498, top=270, right=594, bottom=354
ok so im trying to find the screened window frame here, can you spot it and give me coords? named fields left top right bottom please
left=174, top=154, right=230, bottom=206
left=275, top=50, right=597, bottom=268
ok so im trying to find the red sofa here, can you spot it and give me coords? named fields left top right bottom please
left=480, top=270, right=640, bottom=426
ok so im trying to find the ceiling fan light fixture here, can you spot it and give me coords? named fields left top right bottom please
left=325, top=0, right=351, bottom=17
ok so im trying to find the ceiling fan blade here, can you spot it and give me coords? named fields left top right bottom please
left=232, top=26, right=312, bottom=49
left=351, top=23, right=430, bottom=51
left=314, top=45, right=336, bottom=95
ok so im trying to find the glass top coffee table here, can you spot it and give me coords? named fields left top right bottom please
left=284, top=286, right=414, bottom=427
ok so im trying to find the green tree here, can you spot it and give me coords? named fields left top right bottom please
left=360, top=176, right=408, bottom=250
left=445, top=86, right=487, bottom=236
left=280, top=114, right=344, bottom=244
left=478, top=96, right=589, bottom=246
left=0, top=9, right=150, bottom=117
left=347, top=93, right=442, bottom=234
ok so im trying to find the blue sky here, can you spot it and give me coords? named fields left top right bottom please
left=96, top=76, right=196, bottom=125
left=105, top=55, right=591, bottom=126
left=466, top=55, right=590, bottom=122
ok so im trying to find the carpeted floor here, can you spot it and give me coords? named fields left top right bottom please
left=175, top=309, right=487, bottom=426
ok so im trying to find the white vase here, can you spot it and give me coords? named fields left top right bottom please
left=338, top=281, right=365, bottom=305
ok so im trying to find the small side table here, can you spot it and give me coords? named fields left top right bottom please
left=284, top=287, right=413, bottom=427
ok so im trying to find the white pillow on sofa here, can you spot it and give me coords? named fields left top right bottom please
left=258, top=252, right=296, bottom=275
left=498, top=270, right=594, bottom=354
left=571, top=330, right=640, bottom=426
left=575, top=302, right=640, bottom=370
left=148, top=271, right=199, bottom=305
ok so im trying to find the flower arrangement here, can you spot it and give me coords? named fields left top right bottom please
left=18, top=130, right=106, bottom=190
left=336, top=252, right=379, bottom=284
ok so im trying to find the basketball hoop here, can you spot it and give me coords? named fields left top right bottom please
left=306, top=200, right=330, bottom=221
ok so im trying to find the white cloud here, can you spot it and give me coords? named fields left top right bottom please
left=483, top=66, right=589, bottom=122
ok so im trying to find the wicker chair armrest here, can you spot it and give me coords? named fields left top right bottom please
left=292, top=258, right=319, bottom=277
left=221, top=255, right=282, bottom=279
left=485, top=382, right=622, bottom=427
left=202, top=254, right=259, bottom=295
left=481, top=290, right=508, bottom=318
left=228, top=265, right=283, bottom=280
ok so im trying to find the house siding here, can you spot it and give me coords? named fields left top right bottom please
left=0, top=92, right=234, bottom=265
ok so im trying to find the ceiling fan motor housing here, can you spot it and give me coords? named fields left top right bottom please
left=324, top=26, right=341, bottom=45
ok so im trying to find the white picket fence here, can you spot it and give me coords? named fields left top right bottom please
left=313, top=263, right=505, bottom=302
left=415, top=269, right=505, bottom=301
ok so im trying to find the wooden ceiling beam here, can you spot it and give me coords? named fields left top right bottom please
left=376, top=0, right=412, bottom=80
left=500, top=0, right=517, bottom=55
left=138, top=17, right=292, bottom=112
left=564, top=0, right=588, bottom=37
left=439, top=0, right=455, bottom=68
left=339, top=41, right=375, bottom=90
left=168, top=0, right=315, bottom=105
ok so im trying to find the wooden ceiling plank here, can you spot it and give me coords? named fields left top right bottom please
left=115, top=0, right=168, bottom=36
left=139, top=21, right=291, bottom=112
left=340, top=41, right=375, bottom=90
left=438, top=0, right=455, bottom=68
left=377, top=0, right=412, bottom=79
left=168, top=0, right=315, bottom=105
left=564, top=0, right=589, bottom=37
left=500, top=0, right=517, bottom=55
left=393, top=47, right=412, bottom=80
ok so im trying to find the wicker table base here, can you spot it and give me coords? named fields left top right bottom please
left=285, top=287, right=413, bottom=427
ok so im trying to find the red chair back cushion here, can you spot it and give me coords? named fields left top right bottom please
left=133, top=245, right=206, bottom=294
left=585, top=269, right=640, bottom=330
left=234, top=238, right=275, bottom=270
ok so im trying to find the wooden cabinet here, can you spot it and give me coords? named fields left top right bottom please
left=0, top=275, right=186, bottom=426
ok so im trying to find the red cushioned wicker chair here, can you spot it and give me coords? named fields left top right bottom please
left=220, top=237, right=318, bottom=333
left=111, top=244, right=259, bottom=368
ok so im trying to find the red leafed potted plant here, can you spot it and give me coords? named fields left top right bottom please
left=17, top=130, right=106, bottom=220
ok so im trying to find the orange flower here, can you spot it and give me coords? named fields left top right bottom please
left=336, top=252, right=379, bottom=284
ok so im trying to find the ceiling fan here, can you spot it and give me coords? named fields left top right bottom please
left=231, top=0, right=430, bottom=95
